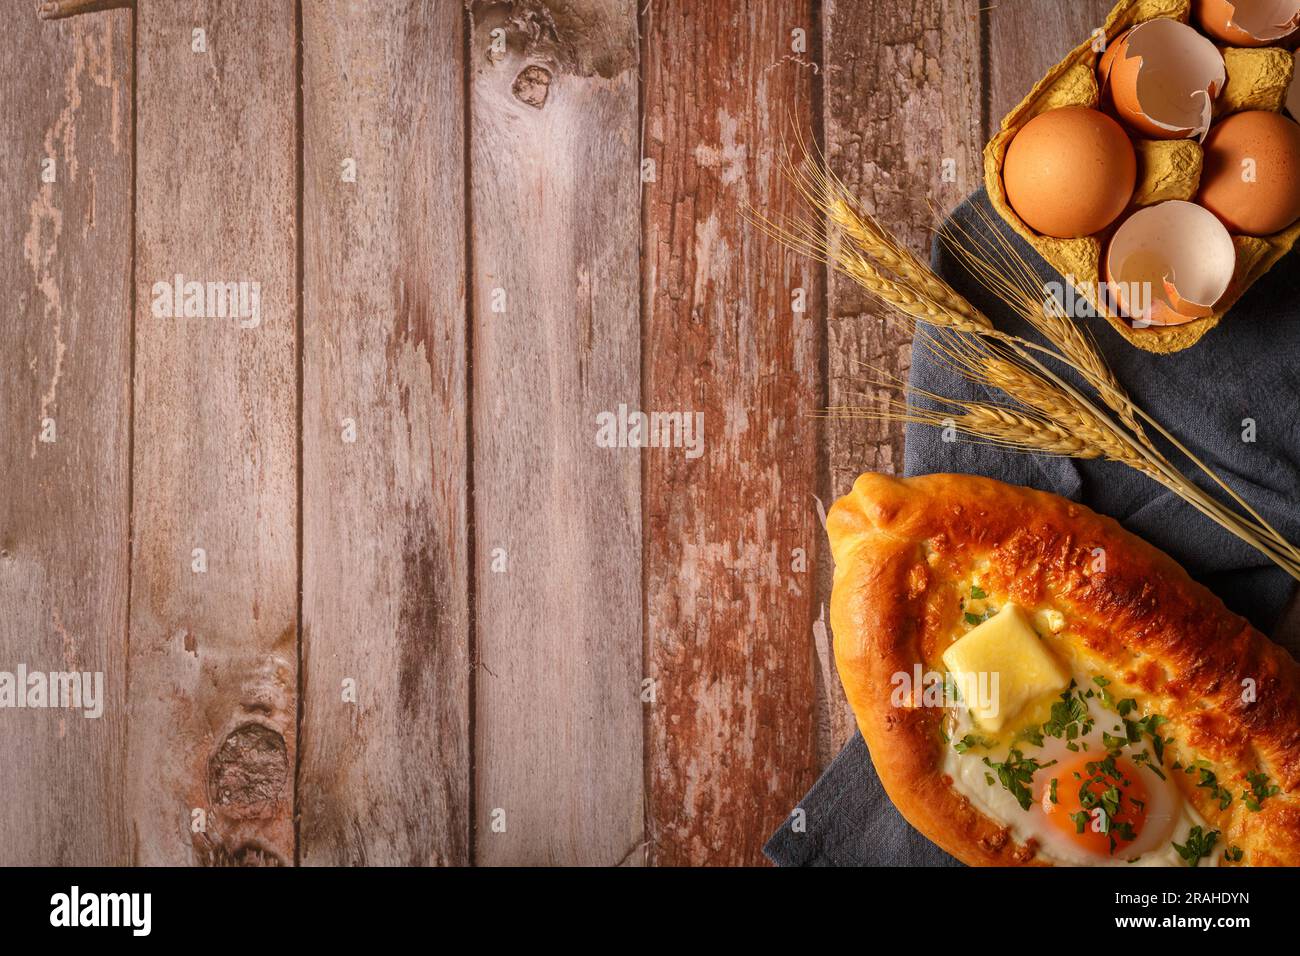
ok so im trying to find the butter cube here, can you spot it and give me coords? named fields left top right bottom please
left=941, top=604, right=1069, bottom=733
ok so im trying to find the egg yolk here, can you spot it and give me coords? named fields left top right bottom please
left=1040, top=754, right=1149, bottom=857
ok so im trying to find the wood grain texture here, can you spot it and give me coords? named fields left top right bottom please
left=468, top=0, right=644, bottom=866
left=0, top=0, right=1149, bottom=869
left=129, top=0, right=297, bottom=866
left=817, top=0, right=984, bottom=759
left=987, top=0, right=1117, bottom=124
left=299, top=0, right=471, bottom=866
left=642, top=0, right=822, bottom=866
left=0, top=8, right=132, bottom=866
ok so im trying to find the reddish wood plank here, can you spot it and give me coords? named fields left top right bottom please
left=0, top=8, right=132, bottom=866
left=818, top=0, right=984, bottom=758
left=643, top=0, right=822, bottom=866
left=299, top=0, right=471, bottom=866
left=129, top=0, right=297, bottom=866
left=468, top=0, right=645, bottom=866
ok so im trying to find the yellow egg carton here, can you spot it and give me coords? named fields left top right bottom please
left=984, top=0, right=1300, bottom=353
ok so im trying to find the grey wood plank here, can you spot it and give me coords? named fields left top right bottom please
left=468, top=0, right=644, bottom=866
left=128, top=0, right=297, bottom=866
left=299, top=0, right=471, bottom=866
left=0, top=5, right=133, bottom=867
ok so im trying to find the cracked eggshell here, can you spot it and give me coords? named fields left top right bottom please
left=1194, top=0, right=1300, bottom=46
left=1101, top=18, right=1226, bottom=141
left=1105, top=201, right=1237, bottom=327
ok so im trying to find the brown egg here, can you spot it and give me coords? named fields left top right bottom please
left=1194, top=0, right=1300, bottom=47
left=1002, top=107, right=1136, bottom=238
left=1198, top=110, right=1300, bottom=236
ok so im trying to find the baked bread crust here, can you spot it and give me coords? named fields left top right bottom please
left=829, top=472, right=1300, bottom=866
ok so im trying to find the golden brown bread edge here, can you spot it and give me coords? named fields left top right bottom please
left=828, top=472, right=1300, bottom=866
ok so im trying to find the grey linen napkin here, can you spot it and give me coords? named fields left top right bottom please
left=765, top=189, right=1300, bottom=867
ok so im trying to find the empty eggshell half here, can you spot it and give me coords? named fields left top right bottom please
left=1194, top=0, right=1300, bottom=46
left=1105, top=201, right=1237, bottom=327
left=1100, top=18, right=1226, bottom=141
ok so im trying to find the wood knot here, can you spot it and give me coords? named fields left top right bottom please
left=197, top=839, right=286, bottom=867
left=512, top=64, right=552, bottom=108
left=208, top=723, right=288, bottom=813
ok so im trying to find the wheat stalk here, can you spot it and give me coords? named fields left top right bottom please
left=758, top=148, right=1300, bottom=580
left=936, top=206, right=1300, bottom=566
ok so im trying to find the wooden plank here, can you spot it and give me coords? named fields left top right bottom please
left=642, top=0, right=822, bottom=866
left=128, top=0, right=297, bottom=866
left=0, top=7, right=132, bottom=866
left=987, top=0, right=1117, bottom=124
left=468, top=0, right=644, bottom=866
left=299, top=1, right=470, bottom=866
left=818, top=1, right=985, bottom=758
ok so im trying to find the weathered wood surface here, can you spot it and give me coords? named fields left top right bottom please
left=817, top=0, right=985, bottom=760
left=129, top=0, right=298, bottom=865
left=467, top=0, right=645, bottom=866
left=13, top=0, right=1287, bottom=869
left=642, top=0, right=823, bottom=866
left=299, top=0, right=471, bottom=867
left=987, top=0, right=1117, bottom=125
left=0, top=7, right=132, bottom=866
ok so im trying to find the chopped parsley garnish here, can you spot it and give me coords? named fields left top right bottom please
left=1172, top=826, right=1220, bottom=867
left=1097, top=786, right=1121, bottom=827
left=954, top=733, right=994, bottom=754
left=984, top=749, right=1056, bottom=811
left=1133, top=714, right=1170, bottom=766
left=1102, top=730, right=1128, bottom=750
left=1110, top=819, right=1136, bottom=845
left=1187, top=762, right=1233, bottom=810
left=1012, top=724, right=1045, bottom=748
left=969, top=585, right=987, bottom=600
left=1129, top=750, right=1166, bottom=780
left=962, top=604, right=995, bottom=626
left=1091, top=676, right=1137, bottom=718
left=1224, top=845, right=1244, bottom=863
left=1242, top=771, right=1280, bottom=812
left=1049, top=778, right=1058, bottom=805
left=1041, top=685, right=1093, bottom=743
